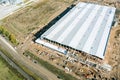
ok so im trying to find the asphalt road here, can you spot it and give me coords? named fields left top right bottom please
left=0, top=35, right=59, bottom=80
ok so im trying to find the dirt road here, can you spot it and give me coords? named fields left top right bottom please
left=0, top=51, right=34, bottom=80
left=0, top=35, right=59, bottom=80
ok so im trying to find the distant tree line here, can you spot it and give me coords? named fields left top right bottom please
left=0, top=26, right=18, bottom=45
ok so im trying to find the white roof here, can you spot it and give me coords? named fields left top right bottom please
left=38, top=2, right=116, bottom=59
left=36, top=39, right=67, bottom=54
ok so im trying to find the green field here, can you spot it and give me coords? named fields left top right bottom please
left=0, top=56, right=25, bottom=80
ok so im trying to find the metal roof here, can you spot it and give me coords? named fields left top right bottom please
left=38, top=2, right=116, bottom=59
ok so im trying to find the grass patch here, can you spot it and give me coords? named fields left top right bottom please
left=0, top=46, right=13, bottom=59
left=24, top=51, right=78, bottom=80
left=0, top=53, right=25, bottom=80
left=0, top=46, right=42, bottom=80
left=19, top=64, right=42, bottom=80
left=1, top=0, right=74, bottom=41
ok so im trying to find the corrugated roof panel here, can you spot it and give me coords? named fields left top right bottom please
left=82, top=7, right=109, bottom=54
left=57, top=4, right=94, bottom=43
left=68, top=5, right=101, bottom=48
left=45, top=3, right=86, bottom=39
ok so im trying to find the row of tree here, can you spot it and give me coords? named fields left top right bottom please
left=0, top=26, right=18, bottom=45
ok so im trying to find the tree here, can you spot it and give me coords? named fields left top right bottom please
left=9, top=34, right=17, bottom=45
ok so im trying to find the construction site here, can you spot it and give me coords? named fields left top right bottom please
left=35, top=1, right=116, bottom=79
left=1, top=0, right=120, bottom=80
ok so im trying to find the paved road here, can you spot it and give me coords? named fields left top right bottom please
left=0, top=5, right=21, bottom=20
left=0, top=51, right=34, bottom=80
left=0, top=0, right=34, bottom=20
left=0, top=35, right=59, bottom=80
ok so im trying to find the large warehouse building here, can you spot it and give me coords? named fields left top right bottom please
left=36, top=2, right=116, bottom=59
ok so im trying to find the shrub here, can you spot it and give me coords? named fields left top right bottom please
left=0, top=26, right=18, bottom=45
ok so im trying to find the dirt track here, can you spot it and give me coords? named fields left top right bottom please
left=0, top=35, right=59, bottom=80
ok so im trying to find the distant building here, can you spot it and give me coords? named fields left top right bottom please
left=0, top=0, right=23, bottom=5
left=36, top=2, right=116, bottom=59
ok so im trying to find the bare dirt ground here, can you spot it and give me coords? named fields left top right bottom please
left=1, top=0, right=74, bottom=43
left=104, top=26, right=120, bottom=79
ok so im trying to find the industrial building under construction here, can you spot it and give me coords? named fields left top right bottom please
left=36, top=2, right=116, bottom=60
